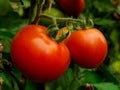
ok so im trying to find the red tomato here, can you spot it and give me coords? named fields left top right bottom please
left=58, top=0, right=85, bottom=17
left=66, top=28, right=108, bottom=68
left=10, top=25, right=70, bottom=82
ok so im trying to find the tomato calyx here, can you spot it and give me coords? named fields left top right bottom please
left=46, top=17, right=94, bottom=43
left=55, top=29, right=70, bottom=42
left=47, top=25, right=70, bottom=43
left=57, top=16, right=94, bottom=32
left=74, top=16, right=94, bottom=30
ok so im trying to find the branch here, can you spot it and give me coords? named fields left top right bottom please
left=28, top=0, right=37, bottom=24
left=31, top=0, right=46, bottom=24
left=39, top=14, right=82, bottom=22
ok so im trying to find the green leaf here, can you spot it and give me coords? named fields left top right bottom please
left=0, top=30, right=14, bottom=39
left=26, top=80, right=39, bottom=90
left=94, top=82, right=120, bottom=90
left=93, top=0, right=114, bottom=12
left=94, top=18, right=115, bottom=27
left=0, top=0, right=12, bottom=16
left=57, top=68, right=74, bottom=88
left=0, top=73, right=13, bottom=90
left=83, top=71, right=103, bottom=84
left=0, top=37, right=12, bottom=53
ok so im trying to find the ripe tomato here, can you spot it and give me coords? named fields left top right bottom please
left=10, top=25, right=70, bottom=82
left=58, top=0, right=85, bottom=17
left=66, top=28, right=108, bottom=68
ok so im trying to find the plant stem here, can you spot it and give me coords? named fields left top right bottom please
left=40, top=14, right=82, bottom=22
left=2, top=60, right=27, bottom=90
left=29, top=0, right=37, bottom=24
left=8, top=71, right=27, bottom=90
left=32, top=0, right=46, bottom=24
left=7, top=71, right=23, bottom=90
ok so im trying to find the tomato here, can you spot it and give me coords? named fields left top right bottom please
left=58, top=0, right=85, bottom=17
left=66, top=28, right=108, bottom=68
left=10, top=25, right=70, bottom=82
left=39, top=7, right=64, bottom=26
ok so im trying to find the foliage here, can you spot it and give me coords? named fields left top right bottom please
left=0, top=0, right=120, bottom=90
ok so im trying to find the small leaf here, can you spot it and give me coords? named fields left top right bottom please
left=0, top=30, right=14, bottom=38
left=83, top=71, right=103, bottom=84
left=0, top=73, right=13, bottom=90
left=94, top=82, right=120, bottom=90
left=26, top=80, right=39, bottom=90
left=94, top=18, right=115, bottom=26
left=93, top=0, right=114, bottom=12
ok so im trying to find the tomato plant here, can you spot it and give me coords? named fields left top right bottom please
left=66, top=28, right=108, bottom=68
left=58, top=0, right=85, bottom=17
left=10, top=25, right=70, bottom=82
left=1, top=0, right=120, bottom=90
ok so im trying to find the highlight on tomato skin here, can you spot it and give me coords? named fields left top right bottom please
left=10, top=25, right=70, bottom=82
left=66, top=28, right=108, bottom=69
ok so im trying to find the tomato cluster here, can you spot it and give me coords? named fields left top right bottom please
left=10, top=0, right=108, bottom=83
left=11, top=25, right=108, bottom=82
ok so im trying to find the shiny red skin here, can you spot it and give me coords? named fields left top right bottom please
left=58, top=0, right=85, bottom=17
left=10, top=25, right=70, bottom=82
left=66, top=28, right=108, bottom=68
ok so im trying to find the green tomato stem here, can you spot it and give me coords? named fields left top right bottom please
left=31, top=0, right=46, bottom=24
left=48, top=0, right=55, bottom=11
left=1, top=59, right=27, bottom=90
left=40, top=14, right=81, bottom=22
left=28, top=0, right=37, bottom=24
